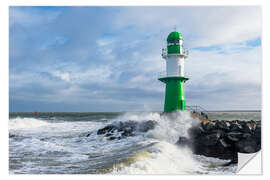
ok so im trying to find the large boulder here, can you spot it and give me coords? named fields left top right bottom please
left=234, top=137, right=257, bottom=153
left=226, top=132, right=243, bottom=142
left=214, top=121, right=230, bottom=131
left=97, top=125, right=117, bottom=135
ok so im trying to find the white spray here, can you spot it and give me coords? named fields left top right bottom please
left=111, top=111, right=204, bottom=174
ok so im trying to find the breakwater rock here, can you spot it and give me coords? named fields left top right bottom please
left=95, top=120, right=157, bottom=140
left=177, top=120, right=261, bottom=163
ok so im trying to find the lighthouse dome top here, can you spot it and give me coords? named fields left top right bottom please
left=167, top=31, right=183, bottom=42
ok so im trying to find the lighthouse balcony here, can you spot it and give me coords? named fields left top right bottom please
left=158, top=71, right=190, bottom=79
left=161, top=48, right=189, bottom=59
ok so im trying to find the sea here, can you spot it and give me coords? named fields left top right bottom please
left=9, top=111, right=261, bottom=174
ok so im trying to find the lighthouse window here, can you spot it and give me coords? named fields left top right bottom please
left=173, top=40, right=180, bottom=45
left=168, top=40, right=180, bottom=45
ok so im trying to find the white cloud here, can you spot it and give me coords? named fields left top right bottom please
left=186, top=45, right=261, bottom=86
left=96, top=37, right=115, bottom=47
left=49, top=65, right=113, bottom=85
left=112, top=6, right=261, bottom=47
left=51, top=71, right=71, bottom=82
left=190, top=7, right=261, bottom=47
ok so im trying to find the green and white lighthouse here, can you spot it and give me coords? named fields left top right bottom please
left=159, top=31, right=189, bottom=112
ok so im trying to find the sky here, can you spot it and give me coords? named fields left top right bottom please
left=9, top=6, right=262, bottom=112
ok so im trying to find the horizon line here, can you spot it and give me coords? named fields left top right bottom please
left=9, top=110, right=261, bottom=113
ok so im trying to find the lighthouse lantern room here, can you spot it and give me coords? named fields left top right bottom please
left=159, top=31, right=189, bottom=112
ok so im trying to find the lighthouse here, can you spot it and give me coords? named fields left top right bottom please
left=159, top=31, right=189, bottom=112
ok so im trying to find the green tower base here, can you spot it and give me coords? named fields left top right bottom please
left=159, top=76, right=189, bottom=112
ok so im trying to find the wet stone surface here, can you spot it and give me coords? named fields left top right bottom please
left=176, top=120, right=261, bottom=164
left=95, top=120, right=157, bottom=140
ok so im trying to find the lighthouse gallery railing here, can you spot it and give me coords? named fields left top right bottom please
left=162, top=47, right=189, bottom=58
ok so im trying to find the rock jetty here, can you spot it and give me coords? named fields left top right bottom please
left=177, top=120, right=261, bottom=163
left=94, top=115, right=261, bottom=165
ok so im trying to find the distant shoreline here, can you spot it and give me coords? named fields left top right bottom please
left=207, top=110, right=261, bottom=112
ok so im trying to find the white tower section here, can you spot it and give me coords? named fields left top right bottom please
left=161, top=36, right=188, bottom=77
left=166, top=54, right=185, bottom=77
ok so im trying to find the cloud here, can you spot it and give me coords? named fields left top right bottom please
left=112, top=6, right=261, bottom=47
left=51, top=71, right=71, bottom=82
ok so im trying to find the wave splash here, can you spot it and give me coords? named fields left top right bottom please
left=109, top=111, right=209, bottom=174
left=112, top=141, right=200, bottom=174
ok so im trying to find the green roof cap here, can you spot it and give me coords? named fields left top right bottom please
left=167, top=32, right=182, bottom=42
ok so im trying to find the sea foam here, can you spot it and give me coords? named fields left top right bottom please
left=9, top=117, right=49, bottom=130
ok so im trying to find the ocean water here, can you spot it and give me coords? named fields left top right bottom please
left=9, top=111, right=260, bottom=174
